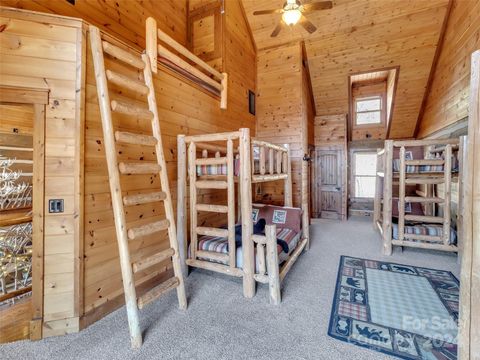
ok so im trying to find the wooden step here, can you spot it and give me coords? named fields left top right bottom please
left=123, top=191, right=166, bottom=206
left=405, top=196, right=444, bottom=203
left=115, top=131, right=157, bottom=146
left=102, top=41, right=145, bottom=70
left=128, top=219, right=170, bottom=240
left=111, top=100, right=153, bottom=120
left=404, top=215, right=444, bottom=223
left=119, top=162, right=161, bottom=174
left=196, top=250, right=229, bottom=263
left=195, top=204, right=228, bottom=213
left=106, top=70, right=149, bottom=95
left=195, top=180, right=228, bottom=189
left=404, top=159, right=444, bottom=166
left=196, top=226, right=229, bottom=237
left=132, top=248, right=175, bottom=273
left=195, top=157, right=228, bottom=166
left=137, top=277, right=179, bottom=309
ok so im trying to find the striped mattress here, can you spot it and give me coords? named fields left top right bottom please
left=392, top=223, right=457, bottom=245
left=194, top=227, right=301, bottom=268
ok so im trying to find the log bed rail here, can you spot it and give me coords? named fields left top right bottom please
left=145, top=17, right=227, bottom=109
left=177, top=128, right=304, bottom=304
left=373, top=137, right=465, bottom=255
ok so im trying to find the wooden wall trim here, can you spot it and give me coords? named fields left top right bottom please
left=413, top=0, right=454, bottom=138
left=0, top=85, right=49, bottom=105
left=239, top=0, right=257, bottom=53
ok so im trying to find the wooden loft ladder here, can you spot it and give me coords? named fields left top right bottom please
left=89, top=26, right=186, bottom=348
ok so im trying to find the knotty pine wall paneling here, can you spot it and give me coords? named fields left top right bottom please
left=0, top=8, right=85, bottom=337
left=417, top=0, right=480, bottom=137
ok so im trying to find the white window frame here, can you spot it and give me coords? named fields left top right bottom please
left=351, top=151, right=377, bottom=200
left=354, top=95, right=384, bottom=126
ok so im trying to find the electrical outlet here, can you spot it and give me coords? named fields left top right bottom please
left=48, top=199, right=64, bottom=213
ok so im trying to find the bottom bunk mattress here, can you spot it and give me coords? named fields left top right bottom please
left=392, top=223, right=457, bottom=245
left=196, top=227, right=302, bottom=269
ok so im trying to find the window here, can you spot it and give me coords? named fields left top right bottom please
left=355, top=96, right=382, bottom=125
left=353, top=152, right=377, bottom=198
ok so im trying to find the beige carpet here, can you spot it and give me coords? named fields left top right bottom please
left=0, top=217, right=460, bottom=360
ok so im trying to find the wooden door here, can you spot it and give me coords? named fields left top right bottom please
left=312, top=147, right=346, bottom=220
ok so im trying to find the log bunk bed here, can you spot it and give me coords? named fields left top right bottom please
left=373, top=137, right=467, bottom=256
left=177, top=129, right=309, bottom=305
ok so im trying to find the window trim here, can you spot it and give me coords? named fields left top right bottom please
left=354, top=95, right=385, bottom=127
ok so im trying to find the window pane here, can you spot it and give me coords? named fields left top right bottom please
left=356, top=98, right=381, bottom=112
left=354, top=153, right=377, bottom=176
left=355, top=176, right=376, bottom=198
left=356, top=111, right=381, bottom=124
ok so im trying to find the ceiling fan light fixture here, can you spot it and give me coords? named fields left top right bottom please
left=282, top=8, right=302, bottom=25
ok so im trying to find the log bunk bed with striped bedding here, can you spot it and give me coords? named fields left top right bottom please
left=373, top=137, right=467, bottom=255
left=177, top=129, right=309, bottom=305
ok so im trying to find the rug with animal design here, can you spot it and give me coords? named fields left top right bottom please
left=328, top=256, right=459, bottom=359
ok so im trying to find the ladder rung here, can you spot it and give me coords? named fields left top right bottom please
left=196, top=204, right=228, bottom=213
left=102, top=41, right=145, bottom=70
left=404, top=159, right=445, bottom=166
left=137, top=276, right=179, bottom=310
left=404, top=215, right=444, bottom=223
left=196, top=226, right=229, bottom=237
left=123, top=191, right=166, bottom=206
left=405, top=178, right=445, bottom=185
left=111, top=100, right=153, bottom=120
left=128, top=219, right=170, bottom=240
left=132, top=248, right=175, bottom=273
left=115, top=131, right=157, bottom=146
left=106, top=69, right=149, bottom=95
left=196, top=250, right=229, bottom=263
left=195, top=180, right=228, bottom=189
left=405, top=197, right=444, bottom=203
left=119, top=162, right=161, bottom=174
left=403, top=234, right=443, bottom=243
left=195, top=157, right=228, bottom=166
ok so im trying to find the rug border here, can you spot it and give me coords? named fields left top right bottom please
left=327, top=255, right=459, bottom=360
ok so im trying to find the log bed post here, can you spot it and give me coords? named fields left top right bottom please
left=177, top=135, right=188, bottom=276
left=382, top=140, right=394, bottom=255
left=145, top=17, right=157, bottom=73
left=227, top=138, right=236, bottom=269
left=265, top=224, right=281, bottom=305
left=458, top=50, right=480, bottom=360
left=398, top=146, right=406, bottom=241
left=373, top=148, right=382, bottom=229
left=188, top=142, right=198, bottom=261
left=284, top=144, right=293, bottom=207
left=239, top=128, right=255, bottom=298
left=443, top=144, right=452, bottom=245
left=457, top=135, right=467, bottom=263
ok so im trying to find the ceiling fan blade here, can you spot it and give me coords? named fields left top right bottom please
left=253, top=9, right=283, bottom=15
left=271, top=22, right=284, bottom=37
left=299, top=15, right=317, bottom=34
left=302, top=1, right=333, bottom=12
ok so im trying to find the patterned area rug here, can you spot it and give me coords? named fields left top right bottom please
left=328, top=256, right=459, bottom=359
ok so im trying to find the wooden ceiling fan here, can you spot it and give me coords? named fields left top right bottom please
left=253, top=0, right=333, bottom=37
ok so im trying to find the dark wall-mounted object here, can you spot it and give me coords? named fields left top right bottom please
left=248, top=90, right=255, bottom=115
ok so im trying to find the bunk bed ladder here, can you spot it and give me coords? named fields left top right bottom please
left=397, top=144, right=453, bottom=245
left=189, top=139, right=236, bottom=270
left=89, top=25, right=186, bottom=348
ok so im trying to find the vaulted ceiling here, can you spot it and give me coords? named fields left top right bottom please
left=242, top=0, right=450, bottom=138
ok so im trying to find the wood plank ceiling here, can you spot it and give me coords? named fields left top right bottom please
left=242, top=0, right=450, bottom=138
